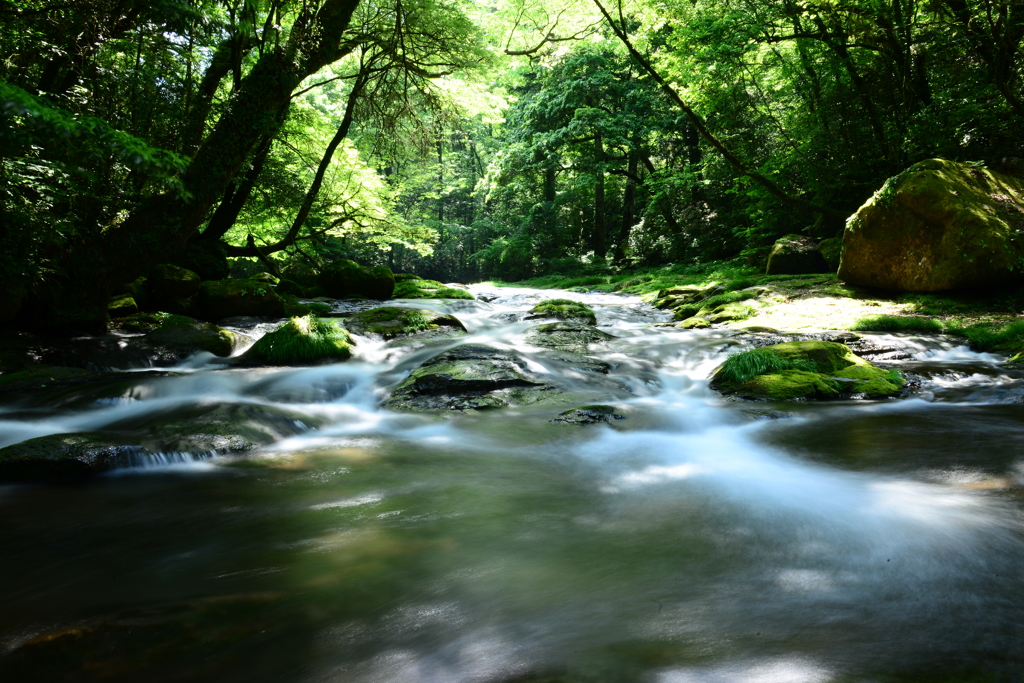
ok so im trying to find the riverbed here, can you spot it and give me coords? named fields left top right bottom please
left=2, top=285, right=1022, bottom=682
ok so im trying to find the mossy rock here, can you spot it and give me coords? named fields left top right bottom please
left=382, top=344, right=609, bottom=412
left=766, top=234, right=829, bottom=275
left=195, top=278, right=285, bottom=321
left=678, top=316, right=711, bottom=329
left=0, top=433, right=146, bottom=482
left=113, top=312, right=237, bottom=357
left=710, top=340, right=904, bottom=400
left=318, top=259, right=395, bottom=299
left=281, top=263, right=319, bottom=288
left=840, top=158, right=1024, bottom=291
left=146, top=264, right=201, bottom=314
left=343, top=306, right=466, bottom=339
left=168, top=240, right=230, bottom=281
left=274, top=278, right=303, bottom=296
left=107, top=294, right=138, bottom=318
left=241, top=315, right=353, bottom=365
left=0, top=365, right=101, bottom=394
left=818, top=236, right=843, bottom=271
left=527, top=299, right=596, bottom=325
left=252, top=272, right=279, bottom=284
left=551, top=404, right=624, bottom=425
left=392, top=278, right=475, bottom=300
left=524, top=321, right=615, bottom=354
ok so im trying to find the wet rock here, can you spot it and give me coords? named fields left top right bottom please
left=195, top=278, right=286, bottom=321
left=551, top=405, right=624, bottom=425
left=678, top=317, right=711, bottom=329
left=525, top=299, right=597, bottom=325
left=0, top=403, right=322, bottom=482
left=146, top=264, right=201, bottom=315
left=343, top=306, right=466, bottom=340
left=840, top=158, right=1024, bottom=291
left=766, top=234, right=829, bottom=275
left=711, top=340, right=904, bottom=400
left=282, top=263, right=319, bottom=289
left=524, top=321, right=615, bottom=354
left=382, top=344, right=610, bottom=412
left=319, top=259, right=395, bottom=299
left=114, top=312, right=238, bottom=359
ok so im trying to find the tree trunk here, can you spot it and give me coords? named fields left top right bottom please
left=23, top=0, right=361, bottom=330
left=593, top=131, right=606, bottom=259
left=613, top=146, right=639, bottom=262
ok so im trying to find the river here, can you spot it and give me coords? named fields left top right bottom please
left=1, top=285, right=1022, bottom=682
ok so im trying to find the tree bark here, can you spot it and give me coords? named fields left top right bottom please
left=593, top=131, right=606, bottom=258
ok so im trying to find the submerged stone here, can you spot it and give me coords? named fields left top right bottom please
left=551, top=405, right=624, bottom=425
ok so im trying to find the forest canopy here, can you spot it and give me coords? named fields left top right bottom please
left=1, top=0, right=1022, bottom=328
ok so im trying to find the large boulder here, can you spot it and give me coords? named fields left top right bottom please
left=524, top=321, right=614, bottom=354
left=392, top=277, right=475, bottom=300
left=765, top=234, right=829, bottom=275
left=839, top=159, right=1024, bottom=291
left=168, top=240, right=230, bottom=281
left=114, top=312, right=238, bottom=358
left=526, top=299, right=597, bottom=325
left=710, top=340, right=904, bottom=400
left=195, top=278, right=286, bottom=321
left=318, top=259, right=395, bottom=299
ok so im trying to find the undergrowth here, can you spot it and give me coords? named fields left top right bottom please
left=717, top=348, right=817, bottom=384
left=850, top=315, right=944, bottom=332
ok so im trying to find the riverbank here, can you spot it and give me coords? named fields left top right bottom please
left=490, top=263, right=1024, bottom=357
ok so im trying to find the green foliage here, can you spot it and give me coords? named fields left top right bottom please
left=716, top=348, right=816, bottom=384
left=247, top=316, right=353, bottom=365
left=944, top=320, right=1024, bottom=353
left=850, top=315, right=944, bottom=333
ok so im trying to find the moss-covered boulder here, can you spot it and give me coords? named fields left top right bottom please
left=526, top=299, right=597, bottom=325
left=241, top=315, right=353, bottom=365
left=107, top=294, right=138, bottom=318
left=114, top=312, right=237, bottom=358
left=840, top=158, right=1024, bottom=291
left=524, top=321, right=614, bottom=354
left=195, top=278, right=285, bottom=321
left=282, top=263, right=319, bottom=289
left=343, top=306, right=466, bottom=339
left=146, top=264, right=201, bottom=314
left=0, top=433, right=147, bottom=482
left=818, top=236, right=843, bottom=271
left=766, top=235, right=829, bottom=275
left=318, top=259, right=395, bottom=299
left=710, top=341, right=904, bottom=400
left=392, top=278, right=475, bottom=300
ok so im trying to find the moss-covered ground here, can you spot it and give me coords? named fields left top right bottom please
left=487, top=260, right=1024, bottom=357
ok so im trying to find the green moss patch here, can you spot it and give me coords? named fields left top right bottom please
left=392, top=279, right=475, bottom=300
left=711, top=341, right=903, bottom=400
left=850, top=315, right=944, bottom=332
left=244, top=315, right=353, bottom=365
left=343, top=306, right=465, bottom=339
left=527, top=299, right=597, bottom=325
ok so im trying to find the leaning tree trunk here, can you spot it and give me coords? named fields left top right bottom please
left=24, top=0, right=360, bottom=331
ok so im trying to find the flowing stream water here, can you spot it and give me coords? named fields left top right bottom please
left=2, top=286, right=1023, bottom=682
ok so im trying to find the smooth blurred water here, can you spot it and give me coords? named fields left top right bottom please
left=1, top=286, right=1022, bottom=682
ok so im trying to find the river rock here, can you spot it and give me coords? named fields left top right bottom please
left=114, top=312, right=238, bottom=359
left=839, top=158, right=1024, bottom=291
left=392, top=277, right=475, bottom=300
left=343, top=306, right=466, bottom=339
left=382, top=344, right=609, bottom=412
left=168, top=240, right=230, bottom=281
left=525, top=299, right=597, bottom=325
left=195, top=278, right=286, bottom=321
left=319, top=259, right=395, bottom=299
left=710, top=340, right=904, bottom=400
left=107, top=294, right=138, bottom=318
left=766, top=235, right=829, bottom=275
left=525, top=321, right=615, bottom=354
left=551, top=405, right=624, bottom=425
left=818, top=236, right=843, bottom=271
left=0, top=403, right=322, bottom=482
